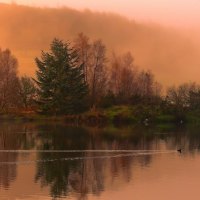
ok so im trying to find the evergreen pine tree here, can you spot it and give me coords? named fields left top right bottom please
left=35, top=38, right=88, bottom=114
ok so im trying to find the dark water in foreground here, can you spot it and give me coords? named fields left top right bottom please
left=0, top=122, right=200, bottom=200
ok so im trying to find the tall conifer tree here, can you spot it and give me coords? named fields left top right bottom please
left=35, top=39, right=88, bottom=114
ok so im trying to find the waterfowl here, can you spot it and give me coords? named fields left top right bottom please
left=177, top=149, right=182, bottom=153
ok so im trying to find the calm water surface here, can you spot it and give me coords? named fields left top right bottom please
left=0, top=122, right=200, bottom=200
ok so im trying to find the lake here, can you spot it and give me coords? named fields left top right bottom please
left=0, top=122, right=200, bottom=200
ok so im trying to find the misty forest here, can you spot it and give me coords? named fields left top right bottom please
left=1, top=32, right=200, bottom=125
left=2, top=2, right=200, bottom=200
left=0, top=4, right=200, bottom=124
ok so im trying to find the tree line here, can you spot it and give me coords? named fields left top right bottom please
left=0, top=33, right=200, bottom=117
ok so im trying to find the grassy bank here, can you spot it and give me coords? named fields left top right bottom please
left=0, top=106, right=189, bottom=125
left=1, top=105, right=198, bottom=126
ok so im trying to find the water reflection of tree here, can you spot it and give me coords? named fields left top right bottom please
left=0, top=123, right=36, bottom=189
left=34, top=126, right=158, bottom=199
left=32, top=124, right=200, bottom=199
left=2, top=122, right=200, bottom=198
left=161, top=126, right=200, bottom=153
left=69, top=140, right=105, bottom=200
left=34, top=125, right=90, bottom=198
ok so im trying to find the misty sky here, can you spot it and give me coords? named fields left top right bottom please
left=1, top=0, right=200, bottom=27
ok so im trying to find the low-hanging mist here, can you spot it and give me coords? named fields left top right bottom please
left=0, top=3, right=200, bottom=86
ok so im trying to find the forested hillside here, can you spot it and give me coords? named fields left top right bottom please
left=0, top=3, right=199, bottom=85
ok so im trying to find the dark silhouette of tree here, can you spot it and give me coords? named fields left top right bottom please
left=165, top=82, right=200, bottom=120
left=74, top=33, right=91, bottom=83
left=137, top=71, right=154, bottom=98
left=74, top=34, right=108, bottom=108
left=109, top=52, right=161, bottom=105
left=189, top=88, right=200, bottom=110
left=19, top=76, right=36, bottom=110
left=0, top=48, right=20, bottom=112
left=166, top=83, right=196, bottom=110
left=35, top=39, right=88, bottom=114
left=109, top=52, right=138, bottom=104
left=88, top=40, right=107, bottom=108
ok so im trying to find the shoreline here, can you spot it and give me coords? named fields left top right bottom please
left=0, top=107, right=199, bottom=127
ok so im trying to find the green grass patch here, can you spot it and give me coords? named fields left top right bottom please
left=155, top=114, right=175, bottom=123
left=104, top=105, right=136, bottom=123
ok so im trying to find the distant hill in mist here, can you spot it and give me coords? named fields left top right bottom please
left=0, top=3, right=200, bottom=86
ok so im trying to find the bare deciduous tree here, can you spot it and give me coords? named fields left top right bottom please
left=166, top=82, right=199, bottom=109
left=0, top=49, right=20, bottom=112
left=109, top=52, right=122, bottom=95
left=74, top=33, right=91, bottom=83
left=74, top=34, right=108, bottom=107
left=137, top=70, right=154, bottom=97
left=109, top=52, right=138, bottom=103
left=89, top=40, right=107, bottom=107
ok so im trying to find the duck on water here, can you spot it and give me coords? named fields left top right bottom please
left=177, top=149, right=182, bottom=153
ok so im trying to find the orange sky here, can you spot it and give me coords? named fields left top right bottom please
left=1, top=0, right=200, bottom=27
